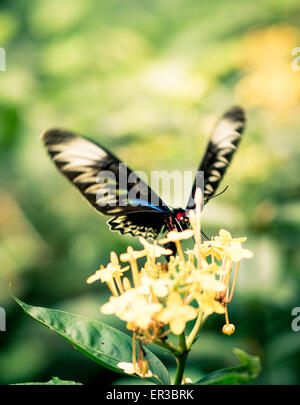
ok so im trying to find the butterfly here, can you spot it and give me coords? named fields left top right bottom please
left=41, top=106, right=246, bottom=254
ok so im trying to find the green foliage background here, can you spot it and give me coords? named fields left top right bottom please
left=0, top=0, right=299, bottom=385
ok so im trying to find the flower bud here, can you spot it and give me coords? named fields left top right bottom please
left=222, top=323, right=235, bottom=335
left=195, top=187, right=203, bottom=206
left=123, top=277, right=131, bottom=291
left=138, top=359, right=151, bottom=378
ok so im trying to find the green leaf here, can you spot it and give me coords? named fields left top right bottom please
left=12, top=377, right=83, bottom=385
left=11, top=289, right=170, bottom=385
left=195, top=348, right=261, bottom=385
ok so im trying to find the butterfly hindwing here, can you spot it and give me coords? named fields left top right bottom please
left=108, top=212, right=167, bottom=239
left=187, top=106, right=246, bottom=209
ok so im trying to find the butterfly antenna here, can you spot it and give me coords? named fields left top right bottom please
left=201, top=230, right=209, bottom=240
left=202, top=186, right=229, bottom=240
left=205, top=185, right=229, bottom=203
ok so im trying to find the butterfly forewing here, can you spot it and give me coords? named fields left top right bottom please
left=187, top=106, right=246, bottom=209
left=41, top=129, right=171, bottom=237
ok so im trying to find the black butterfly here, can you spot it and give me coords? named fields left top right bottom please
left=41, top=106, right=246, bottom=254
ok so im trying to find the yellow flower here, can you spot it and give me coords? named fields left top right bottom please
left=213, top=229, right=247, bottom=246
left=95, top=218, right=253, bottom=342
left=190, top=239, right=230, bottom=263
left=139, top=237, right=173, bottom=258
left=139, top=274, right=174, bottom=298
left=117, top=361, right=153, bottom=378
left=159, top=229, right=194, bottom=244
left=90, top=264, right=119, bottom=283
left=87, top=252, right=130, bottom=296
left=101, top=289, right=138, bottom=318
left=159, top=229, right=194, bottom=263
left=137, top=358, right=153, bottom=378
left=86, top=269, right=104, bottom=285
left=156, top=293, right=198, bottom=335
left=120, top=246, right=143, bottom=288
left=120, top=294, right=163, bottom=330
left=87, top=252, right=129, bottom=285
left=187, top=271, right=226, bottom=293
left=223, top=241, right=253, bottom=262
left=120, top=248, right=147, bottom=262
left=206, top=229, right=252, bottom=264
left=193, top=291, right=225, bottom=316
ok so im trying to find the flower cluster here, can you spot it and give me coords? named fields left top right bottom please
left=87, top=189, right=253, bottom=378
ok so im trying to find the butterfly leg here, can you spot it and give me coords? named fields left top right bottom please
left=164, top=241, right=177, bottom=261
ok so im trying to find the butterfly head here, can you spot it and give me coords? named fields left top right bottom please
left=173, top=208, right=190, bottom=230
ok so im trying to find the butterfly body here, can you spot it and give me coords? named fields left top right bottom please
left=41, top=106, right=246, bottom=254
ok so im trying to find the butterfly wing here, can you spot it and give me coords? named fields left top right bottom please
left=186, top=106, right=246, bottom=209
left=107, top=212, right=168, bottom=238
left=41, top=129, right=172, bottom=237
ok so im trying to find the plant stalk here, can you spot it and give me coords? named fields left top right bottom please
left=186, top=311, right=204, bottom=349
left=173, top=332, right=189, bottom=385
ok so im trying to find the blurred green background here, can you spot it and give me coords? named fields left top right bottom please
left=0, top=0, right=300, bottom=385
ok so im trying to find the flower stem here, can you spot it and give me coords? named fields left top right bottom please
left=175, top=241, right=185, bottom=264
left=154, top=338, right=178, bottom=354
left=173, top=332, right=189, bottom=385
left=195, top=188, right=203, bottom=267
left=132, top=332, right=137, bottom=371
left=226, top=261, right=240, bottom=303
left=186, top=311, right=204, bottom=349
